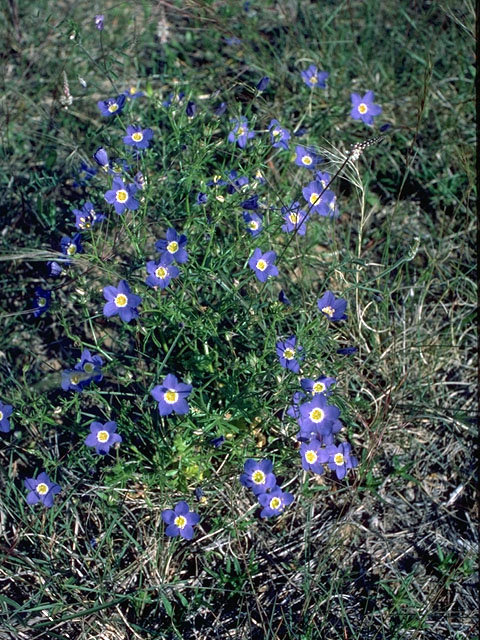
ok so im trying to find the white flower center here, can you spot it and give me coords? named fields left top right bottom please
left=115, top=293, right=128, bottom=307
left=305, top=450, right=318, bottom=464
left=132, top=131, right=143, bottom=142
left=334, top=453, right=345, bottom=466
left=283, top=348, right=295, bottom=360
left=108, top=103, right=119, bottom=113
left=313, top=382, right=326, bottom=394
left=256, top=259, right=267, bottom=272
left=252, top=470, right=266, bottom=484
left=167, top=241, right=179, bottom=254
left=322, top=306, right=335, bottom=317
left=155, top=266, right=168, bottom=279
left=269, top=497, right=281, bottom=509
left=302, top=155, right=312, bottom=165
left=36, top=482, right=49, bottom=495
left=309, top=192, right=321, bottom=205
left=309, top=408, right=325, bottom=423
left=164, top=390, right=178, bottom=404
left=174, top=515, right=187, bottom=529
left=97, top=430, right=109, bottom=443
left=116, top=189, right=128, bottom=203
left=358, top=103, right=368, bottom=114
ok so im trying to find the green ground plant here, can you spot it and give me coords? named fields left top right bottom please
left=0, top=1, right=476, bottom=639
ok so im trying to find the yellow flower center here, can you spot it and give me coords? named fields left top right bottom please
left=155, top=266, right=168, bottom=279
left=272, top=128, right=281, bottom=137
left=270, top=497, right=281, bottom=510
left=305, top=450, right=318, bottom=464
left=322, top=306, right=335, bottom=317
left=313, top=382, right=326, bottom=394
left=252, top=470, right=266, bottom=484
left=302, top=155, right=312, bottom=165
left=108, top=103, right=119, bottom=113
left=132, top=131, right=143, bottom=142
left=37, top=297, right=46, bottom=307
left=310, top=408, right=325, bottom=423
left=97, top=430, right=109, bottom=443
left=358, top=103, right=368, bottom=114
left=309, top=192, right=321, bottom=205
left=129, top=86, right=137, bottom=95
left=255, top=170, right=263, bottom=179
left=174, top=515, right=187, bottom=529
left=237, top=127, right=245, bottom=136
left=116, top=189, right=128, bottom=203
left=289, top=212, right=299, bottom=224
left=283, top=348, right=295, bottom=360
left=164, top=390, right=178, bottom=404
left=311, top=75, right=317, bottom=84
left=67, top=244, right=77, bottom=255
left=36, top=483, right=48, bottom=495
left=115, top=293, right=128, bottom=307
left=334, top=453, right=345, bottom=466
left=84, top=363, right=94, bottom=373
left=0, top=411, right=3, bottom=421
left=167, top=241, right=179, bottom=254
left=70, top=373, right=81, bottom=385
left=256, top=259, right=267, bottom=272
left=248, top=221, right=259, bottom=230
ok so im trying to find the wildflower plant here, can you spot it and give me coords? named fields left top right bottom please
left=2, top=5, right=475, bottom=638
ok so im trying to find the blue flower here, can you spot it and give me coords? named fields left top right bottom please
left=258, top=486, right=294, bottom=518
left=47, top=261, right=64, bottom=277
left=268, top=119, right=290, bottom=150
left=94, top=15, right=104, bottom=30
left=72, top=202, right=105, bottom=230
left=25, top=472, right=61, bottom=508
left=103, top=280, right=142, bottom=322
left=256, top=76, right=270, bottom=91
left=248, top=248, right=278, bottom=282
left=61, top=233, right=84, bottom=257
left=162, top=501, right=200, bottom=540
left=145, top=254, right=179, bottom=289
left=326, top=442, right=358, bottom=479
left=297, top=395, right=341, bottom=438
left=294, top=145, right=321, bottom=169
left=0, top=401, right=13, bottom=433
left=228, top=117, right=255, bottom=148
left=196, top=192, right=208, bottom=205
left=186, top=101, right=197, bottom=117
left=281, top=201, right=309, bottom=235
left=155, top=228, right=188, bottom=264
left=243, top=212, right=263, bottom=236
left=104, top=177, right=139, bottom=214
left=317, top=291, right=347, bottom=321
left=301, top=65, right=329, bottom=89
left=97, top=94, right=126, bottom=117
left=61, top=349, right=103, bottom=392
left=93, top=147, right=110, bottom=171
left=33, top=287, right=51, bottom=317
left=300, top=440, right=328, bottom=474
left=276, top=336, right=303, bottom=373
left=301, top=376, right=336, bottom=396
left=151, top=374, right=193, bottom=416
left=123, top=125, right=154, bottom=149
left=85, top=421, right=122, bottom=455
left=350, top=91, right=382, bottom=126
left=240, top=459, right=276, bottom=495
left=123, top=85, right=144, bottom=100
